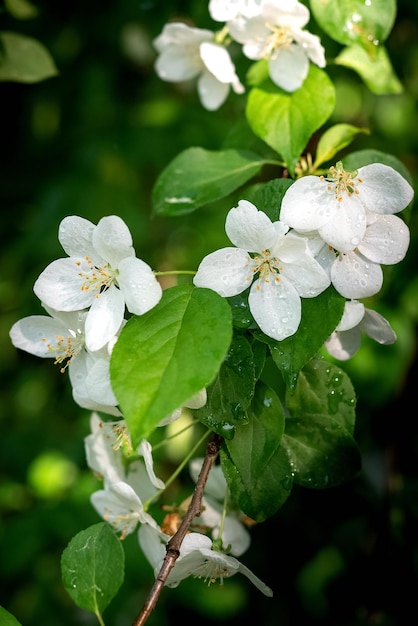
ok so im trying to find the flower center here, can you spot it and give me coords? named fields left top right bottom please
left=247, top=250, right=283, bottom=288
left=195, top=559, right=231, bottom=586
left=76, top=256, right=118, bottom=297
left=321, top=161, right=363, bottom=202
left=263, top=23, right=293, bottom=59
left=42, top=329, right=85, bottom=373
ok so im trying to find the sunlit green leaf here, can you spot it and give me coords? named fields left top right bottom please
left=246, top=66, right=335, bottom=176
left=0, top=606, right=23, bottom=626
left=310, top=0, right=396, bottom=48
left=61, top=522, right=124, bottom=617
left=335, top=44, right=402, bottom=94
left=313, top=123, right=370, bottom=169
left=152, top=147, right=267, bottom=216
left=221, top=381, right=292, bottom=521
left=110, top=285, right=232, bottom=446
left=0, top=32, right=58, bottom=83
left=5, top=0, right=39, bottom=19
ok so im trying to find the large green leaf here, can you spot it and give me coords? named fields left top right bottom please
left=246, top=66, right=335, bottom=176
left=310, top=0, right=396, bottom=48
left=0, top=32, right=58, bottom=82
left=261, top=287, right=346, bottom=390
left=0, top=606, right=23, bottom=626
left=110, top=285, right=233, bottom=445
left=221, top=381, right=293, bottom=522
left=152, top=147, right=267, bottom=216
left=335, top=44, right=402, bottom=94
left=61, top=523, right=124, bottom=618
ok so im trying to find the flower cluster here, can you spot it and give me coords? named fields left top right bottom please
left=153, top=0, right=326, bottom=109
left=10, top=215, right=163, bottom=415
left=194, top=160, right=413, bottom=351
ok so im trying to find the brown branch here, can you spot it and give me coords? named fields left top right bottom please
left=132, top=433, right=222, bottom=626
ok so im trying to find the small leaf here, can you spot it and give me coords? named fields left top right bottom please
left=246, top=66, right=335, bottom=176
left=5, top=0, right=39, bottom=19
left=313, top=123, right=370, bottom=169
left=310, top=0, right=396, bottom=48
left=61, top=522, right=124, bottom=617
left=221, top=381, right=293, bottom=522
left=0, top=32, right=58, bottom=83
left=0, top=606, right=23, bottom=626
left=152, top=147, right=267, bottom=216
left=195, top=335, right=256, bottom=438
left=110, top=285, right=232, bottom=446
left=335, top=44, right=403, bottom=94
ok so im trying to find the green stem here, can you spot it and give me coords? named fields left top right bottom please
left=154, top=270, right=196, bottom=277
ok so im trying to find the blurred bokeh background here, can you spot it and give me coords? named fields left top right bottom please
left=1, top=1, right=418, bottom=625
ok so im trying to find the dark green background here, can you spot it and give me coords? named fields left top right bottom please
left=1, top=1, right=418, bottom=624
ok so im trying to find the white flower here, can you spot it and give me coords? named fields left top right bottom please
left=324, top=300, right=397, bottom=360
left=153, top=22, right=244, bottom=111
left=138, top=524, right=273, bottom=596
left=33, top=215, right=162, bottom=352
left=227, top=0, right=325, bottom=91
left=189, top=458, right=251, bottom=557
left=209, top=0, right=262, bottom=21
left=9, top=305, right=121, bottom=416
left=280, top=162, right=414, bottom=253
left=193, top=200, right=330, bottom=341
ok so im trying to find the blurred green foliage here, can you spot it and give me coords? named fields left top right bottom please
left=1, top=1, right=418, bottom=625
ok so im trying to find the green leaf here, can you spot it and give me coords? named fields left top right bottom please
left=246, top=66, right=335, bottom=176
left=195, top=335, right=256, bottom=439
left=110, top=285, right=232, bottom=446
left=310, top=0, right=396, bottom=48
left=152, top=147, right=267, bottom=216
left=61, top=522, right=124, bottom=618
left=242, top=177, right=294, bottom=222
left=281, top=413, right=361, bottom=489
left=0, top=606, right=23, bottom=626
left=335, top=44, right=403, bottom=94
left=221, top=381, right=293, bottom=522
left=313, top=123, right=370, bottom=169
left=280, top=357, right=360, bottom=489
left=285, top=358, right=357, bottom=434
left=0, top=32, right=58, bottom=83
left=5, top=0, right=39, bottom=19
left=262, top=287, right=346, bottom=390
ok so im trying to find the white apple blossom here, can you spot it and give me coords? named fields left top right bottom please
left=193, top=200, right=330, bottom=341
left=9, top=305, right=121, bottom=416
left=227, top=0, right=325, bottom=92
left=33, top=215, right=162, bottom=352
left=158, top=388, right=208, bottom=426
left=153, top=22, right=244, bottom=111
left=138, top=524, right=273, bottom=595
left=280, top=162, right=414, bottom=253
left=324, top=300, right=397, bottom=360
left=189, top=458, right=251, bottom=557
left=209, top=0, right=262, bottom=22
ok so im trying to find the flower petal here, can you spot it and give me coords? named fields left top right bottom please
left=358, top=214, right=410, bottom=264
left=280, top=177, right=336, bottom=232
left=194, top=247, right=253, bottom=297
left=249, top=277, right=301, bottom=340
left=268, top=43, right=309, bottom=92
left=198, top=70, right=230, bottom=110
left=34, top=257, right=94, bottom=311
left=325, top=328, right=362, bottom=360
left=360, top=309, right=397, bottom=344
left=93, top=215, right=135, bottom=267
left=226, top=200, right=278, bottom=250
left=117, top=256, right=162, bottom=315
left=84, top=284, right=125, bottom=351
left=58, top=215, right=96, bottom=259
left=330, top=251, right=383, bottom=299
left=358, top=163, right=414, bottom=215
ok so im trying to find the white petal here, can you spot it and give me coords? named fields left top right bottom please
left=325, top=329, right=362, bottom=360
left=197, top=70, right=230, bottom=110
left=194, top=247, right=254, bottom=297
left=280, top=177, right=336, bottom=231
left=9, top=315, right=73, bottom=358
left=330, top=251, right=383, bottom=299
left=184, top=388, right=207, bottom=409
left=58, top=215, right=96, bottom=259
left=84, top=417, right=126, bottom=482
left=318, top=196, right=367, bottom=252
left=226, top=200, right=278, bottom=250
left=277, top=233, right=330, bottom=296
left=117, top=256, right=162, bottom=315
left=263, top=0, right=309, bottom=28
left=236, top=560, right=273, bottom=596
left=85, top=356, right=119, bottom=406
left=93, top=215, right=135, bottom=267
left=138, top=440, right=165, bottom=491
left=268, top=44, right=309, bottom=92
left=292, top=28, right=326, bottom=67
left=249, top=277, right=301, bottom=340
left=155, top=46, right=202, bottom=81
left=33, top=257, right=94, bottom=311
left=358, top=163, right=414, bottom=215
left=200, top=42, right=241, bottom=85
left=84, top=285, right=125, bottom=351
left=221, top=516, right=251, bottom=557
left=138, top=523, right=168, bottom=570
left=358, top=214, right=410, bottom=265
left=336, top=300, right=365, bottom=331
left=360, top=308, right=397, bottom=344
